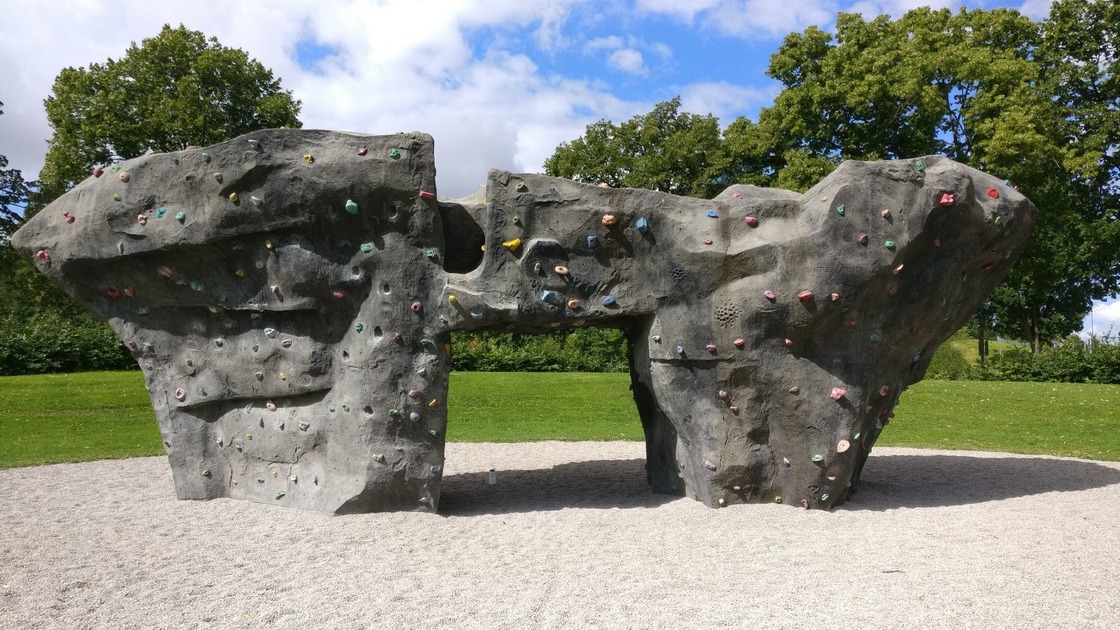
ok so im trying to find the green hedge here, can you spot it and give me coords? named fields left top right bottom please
left=451, top=328, right=628, bottom=373
left=0, top=315, right=134, bottom=375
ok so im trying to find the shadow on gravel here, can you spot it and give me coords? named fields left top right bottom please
left=438, top=458, right=678, bottom=516
left=844, top=453, right=1120, bottom=511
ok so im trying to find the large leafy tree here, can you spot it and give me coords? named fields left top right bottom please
left=0, top=101, right=29, bottom=242
left=38, top=24, right=302, bottom=203
left=722, top=4, right=1119, bottom=352
left=544, top=97, right=727, bottom=198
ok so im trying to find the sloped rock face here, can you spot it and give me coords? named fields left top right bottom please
left=13, top=129, right=1035, bottom=512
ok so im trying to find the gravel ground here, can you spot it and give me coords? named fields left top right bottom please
left=2, top=442, right=1119, bottom=629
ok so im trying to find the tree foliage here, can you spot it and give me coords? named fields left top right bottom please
left=38, top=24, right=302, bottom=203
left=0, top=101, right=30, bottom=241
left=545, top=2, right=1119, bottom=351
left=544, top=97, right=727, bottom=198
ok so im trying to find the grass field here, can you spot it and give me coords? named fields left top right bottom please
left=1, top=371, right=1117, bottom=468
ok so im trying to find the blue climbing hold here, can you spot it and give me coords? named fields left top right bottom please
left=706, top=210, right=719, bottom=218
left=587, top=235, right=599, bottom=249
left=602, top=294, right=617, bottom=306
left=155, top=207, right=167, bottom=218
left=636, top=217, right=649, bottom=233
left=540, top=290, right=563, bottom=306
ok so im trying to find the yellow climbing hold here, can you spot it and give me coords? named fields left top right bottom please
left=235, top=268, right=246, bottom=278
left=502, top=238, right=522, bottom=252
left=448, top=294, right=458, bottom=305
left=229, top=192, right=239, bottom=203
left=303, top=154, right=314, bottom=164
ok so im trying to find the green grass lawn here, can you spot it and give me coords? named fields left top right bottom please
left=1, top=371, right=1117, bottom=468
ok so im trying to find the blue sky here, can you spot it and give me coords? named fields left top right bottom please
left=0, top=0, right=1114, bottom=334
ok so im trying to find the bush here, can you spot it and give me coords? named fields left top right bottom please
left=0, top=314, right=134, bottom=375
left=974, top=335, right=1120, bottom=384
left=452, top=328, right=628, bottom=373
left=926, top=344, right=972, bottom=380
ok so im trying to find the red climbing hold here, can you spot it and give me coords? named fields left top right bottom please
left=797, top=290, right=814, bottom=303
left=939, top=193, right=955, bottom=206
left=987, top=188, right=999, bottom=199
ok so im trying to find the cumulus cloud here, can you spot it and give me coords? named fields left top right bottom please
left=1082, top=300, right=1120, bottom=339
left=678, top=82, right=777, bottom=121
left=608, top=49, right=648, bottom=75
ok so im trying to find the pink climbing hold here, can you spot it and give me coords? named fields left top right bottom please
left=119, top=172, right=130, bottom=183
left=266, top=400, right=277, bottom=411
left=797, top=290, right=814, bottom=303
left=784, top=338, right=793, bottom=348
left=174, top=388, right=186, bottom=402
left=106, top=288, right=121, bottom=298
left=858, top=233, right=868, bottom=246
left=35, top=249, right=51, bottom=265
left=92, top=166, right=103, bottom=178
left=62, top=212, right=75, bottom=224
left=718, top=390, right=729, bottom=399
left=763, top=290, right=776, bottom=301
left=933, top=238, right=941, bottom=247
left=886, top=286, right=897, bottom=296
left=706, top=344, right=717, bottom=353
left=137, top=214, right=148, bottom=226
left=830, top=387, right=847, bottom=401
left=408, top=389, right=421, bottom=399
left=801, top=499, right=809, bottom=509
left=418, top=190, right=436, bottom=200
left=732, top=192, right=743, bottom=200
left=704, top=460, right=717, bottom=471
left=939, top=192, right=955, bottom=206
left=847, top=318, right=857, bottom=327
left=879, top=385, right=890, bottom=396
left=123, top=287, right=136, bottom=297
left=392, top=332, right=403, bottom=342
left=729, top=405, right=739, bottom=413
left=702, top=238, right=713, bottom=245
left=652, top=335, right=662, bottom=343
left=788, top=386, right=800, bottom=395
left=357, top=146, right=369, bottom=156
left=410, top=301, right=423, bottom=313
left=836, top=439, right=851, bottom=453
left=331, top=290, right=348, bottom=299
left=744, top=216, right=759, bottom=227
left=158, top=266, right=174, bottom=278
left=733, top=338, right=745, bottom=348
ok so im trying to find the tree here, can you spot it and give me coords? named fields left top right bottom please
left=0, top=101, right=30, bottom=242
left=544, top=97, right=727, bottom=198
left=38, top=24, right=302, bottom=203
left=723, top=4, right=1119, bottom=353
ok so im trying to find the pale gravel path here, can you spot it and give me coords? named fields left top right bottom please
left=2, top=442, right=1119, bottom=629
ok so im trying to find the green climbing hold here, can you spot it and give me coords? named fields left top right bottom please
left=993, top=215, right=1002, bottom=225
left=389, top=408, right=401, bottom=417
left=175, top=211, right=186, bottom=222
left=275, top=491, right=285, bottom=500
left=870, top=332, right=883, bottom=342
left=345, top=199, right=359, bottom=214
left=812, top=454, right=824, bottom=463
left=884, top=240, right=896, bottom=249
left=341, top=404, right=350, bottom=413
left=426, top=249, right=439, bottom=261
left=170, top=156, right=180, bottom=165
left=373, top=453, right=386, bottom=463
left=355, top=322, right=364, bottom=333
left=360, top=242, right=374, bottom=253
left=111, top=165, right=121, bottom=173
left=915, top=159, right=924, bottom=172
left=201, top=153, right=210, bottom=163
left=112, top=193, right=122, bottom=201
left=836, top=204, right=845, bottom=216
left=389, top=148, right=401, bottom=160
left=428, top=429, right=439, bottom=437
left=420, top=338, right=437, bottom=351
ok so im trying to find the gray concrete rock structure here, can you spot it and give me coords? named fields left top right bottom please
left=13, top=129, right=1036, bottom=513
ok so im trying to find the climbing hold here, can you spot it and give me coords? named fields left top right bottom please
left=389, top=148, right=401, bottom=159
left=331, top=290, right=347, bottom=299
left=940, top=192, right=955, bottom=206
left=175, top=211, right=186, bottom=222
left=993, top=215, right=1002, bottom=225
left=797, top=290, right=814, bottom=303
left=448, top=294, right=458, bottom=305
left=764, top=290, right=776, bottom=301
left=702, top=238, right=714, bottom=245
left=540, top=290, right=562, bottom=306
left=201, top=152, right=210, bottom=163
left=987, top=188, right=999, bottom=199
left=601, top=214, right=617, bottom=226
left=279, top=372, right=287, bottom=381
left=174, top=388, right=186, bottom=402
left=410, top=301, right=423, bottom=313
left=502, top=238, right=521, bottom=252
left=732, top=192, right=743, bottom=199
left=788, top=386, right=800, bottom=395
left=914, top=159, right=924, bottom=171
left=213, top=172, right=223, bottom=184
left=341, top=404, right=350, bottom=412
left=729, top=405, right=739, bottom=413
left=418, top=190, right=436, bottom=200
left=829, top=291, right=840, bottom=302
left=836, top=204, right=845, bottom=216
left=303, top=154, right=314, bottom=164
left=704, top=460, right=717, bottom=471
left=345, top=199, right=359, bottom=214
left=408, top=389, right=421, bottom=399
left=137, top=214, right=148, bottom=226
left=706, top=344, right=717, bottom=353
left=587, top=235, right=599, bottom=249
left=118, top=172, right=130, bottom=183
left=123, top=287, right=135, bottom=298
left=106, top=288, right=122, bottom=298
left=360, top=242, right=374, bottom=253
left=830, top=387, right=847, bottom=400
left=812, top=454, right=824, bottom=463
left=933, top=238, right=941, bottom=247
left=706, top=210, right=719, bottom=218
left=426, top=249, right=439, bottom=261
left=602, top=294, right=617, bottom=307
left=744, top=216, right=759, bottom=227
left=884, top=240, right=896, bottom=249
left=652, top=335, right=662, bottom=343
left=388, top=408, right=401, bottom=418
left=836, top=439, right=851, bottom=453
left=354, top=322, right=364, bottom=333
left=409, top=412, right=421, bottom=422
left=879, top=385, right=890, bottom=396
left=858, top=233, right=868, bottom=245
left=676, top=345, right=685, bottom=355
left=893, top=264, right=904, bottom=275
left=264, top=327, right=279, bottom=339
left=785, top=338, right=793, bottom=348
left=158, top=266, right=174, bottom=278
left=190, top=280, right=202, bottom=291
left=63, top=212, right=75, bottom=223
left=248, top=139, right=261, bottom=150
left=35, top=249, right=51, bottom=266
left=112, top=193, right=122, bottom=201
left=229, top=192, right=239, bottom=204
left=733, top=338, right=745, bottom=348
left=357, top=146, right=369, bottom=156
left=567, top=299, right=581, bottom=310
left=154, top=208, right=167, bottom=219
left=881, top=208, right=892, bottom=219
left=93, top=166, right=103, bottom=177
left=554, top=265, right=569, bottom=276
left=718, top=390, right=729, bottom=399
left=635, top=217, right=649, bottom=233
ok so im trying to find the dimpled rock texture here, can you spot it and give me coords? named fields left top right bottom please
left=13, top=130, right=1036, bottom=512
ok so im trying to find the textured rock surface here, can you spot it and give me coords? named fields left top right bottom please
left=13, top=129, right=1036, bottom=512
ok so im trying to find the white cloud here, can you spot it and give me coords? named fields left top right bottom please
left=1017, top=0, right=1055, bottom=20
left=638, top=0, right=839, bottom=37
left=678, top=81, right=777, bottom=121
left=608, top=48, right=648, bottom=75
left=635, top=0, right=721, bottom=22
left=1082, top=299, right=1120, bottom=339
left=585, top=35, right=624, bottom=52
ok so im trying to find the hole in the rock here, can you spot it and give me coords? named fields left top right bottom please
left=439, top=201, right=485, bottom=274
left=381, top=283, right=391, bottom=295
left=373, top=326, right=383, bottom=337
